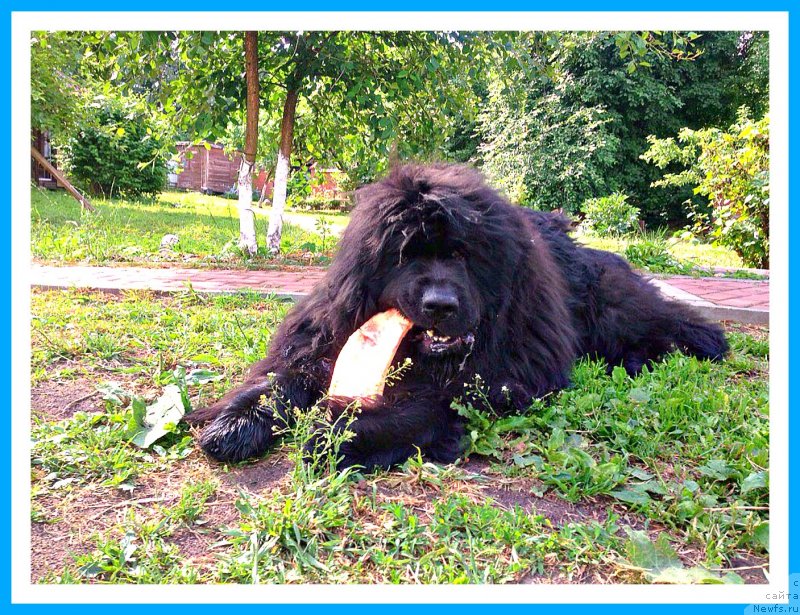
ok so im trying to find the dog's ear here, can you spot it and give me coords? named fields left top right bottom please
left=477, top=211, right=577, bottom=399
left=310, top=195, right=386, bottom=344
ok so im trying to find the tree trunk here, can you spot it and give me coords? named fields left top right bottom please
left=267, top=88, right=299, bottom=255
left=238, top=31, right=259, bottom=256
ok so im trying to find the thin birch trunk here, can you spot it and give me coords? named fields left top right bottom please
left=237, top=156, right=257, bottom=255
left=238, top=31, right=259, bottom=256
left=267, top=89, right=299, bottom=254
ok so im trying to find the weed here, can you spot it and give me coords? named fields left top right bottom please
left=624, top=229, right=694, bottom=275
left=71, top=525, right=205, bottom=584
left=161, top=479, right=219, bottom=527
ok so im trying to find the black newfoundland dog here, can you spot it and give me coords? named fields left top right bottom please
left=189, top=164, right=728, bottom=468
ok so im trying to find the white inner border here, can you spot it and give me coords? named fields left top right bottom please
left=11, top=11, right=790, bottom=605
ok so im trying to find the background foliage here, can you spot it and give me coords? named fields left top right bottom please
left=642, top=108, right=770, bottom=268
left=58, top=95, right=167, bottom=199
left=581, top=193, right=640, bottom=237
left=478, top=31, right=769, bottom=226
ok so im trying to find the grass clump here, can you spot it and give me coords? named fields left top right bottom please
left=456, top=342, right=769, bottom=565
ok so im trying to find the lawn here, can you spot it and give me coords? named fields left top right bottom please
left=31, top=187, right=754, bottom=276
left=30, top=288, right=769, bottom=584
left=31, top=187, right=344, bottom=267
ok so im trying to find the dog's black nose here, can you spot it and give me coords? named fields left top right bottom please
left=421, top=288, right=459, bottom=321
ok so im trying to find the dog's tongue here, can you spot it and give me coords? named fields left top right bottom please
left=329, top=308, right=413, bottom=401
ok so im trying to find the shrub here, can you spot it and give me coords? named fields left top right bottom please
left=642, top=108, right=769, bottom=269
left=624, top=231, right=691, bottom=275
left=286, top=168, right=313, bottom=207
left=581, top=193, right=640, bottom=236
left=59, top=96, right=166, bottom=199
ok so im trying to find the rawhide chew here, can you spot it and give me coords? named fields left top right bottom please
left=328, top=308, right=413, bottom=400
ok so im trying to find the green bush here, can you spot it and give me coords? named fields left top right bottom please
left=624, top=232, right=691, bottom=275
left=642, top=108, right=769, bottom=269
left=479, top=83, right=620, bottom=212
left=286, top=168, right=313, bottom=207
left=59, top=97, right=166, bottom=199
left=581, top=193, right=640, bottom=236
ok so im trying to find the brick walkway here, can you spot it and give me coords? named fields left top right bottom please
left=30, top=263, right=769, bottom=325
left=30, top=263, right=328, bottom=301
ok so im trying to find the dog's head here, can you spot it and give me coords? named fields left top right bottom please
left=332, top=163, right=529, bottom=361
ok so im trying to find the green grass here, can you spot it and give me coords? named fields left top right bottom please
left=31, top=187, right=343, bottom=267
left=30, top=289, right=768, bottom=584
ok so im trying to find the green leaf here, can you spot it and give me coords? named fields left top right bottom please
left=611, top=366, right=629, bottom=385
left=697, top=459, right=737, bottom=481
left=651, top=566, right=744, bottom=584
left=183, top=368, right=224, bottom=386
left=97, top=381, right=130, bottom=406
left=119, top=530, right=137, bottom=563
left=126, top=385, right=185, bottom=448
left=512, top=453, right=543, bottom=469
left=621, top=528, right=743, bottom=584
left=629, top=468, right=654, bottom=481
left=740, top=471, right=767, bottom=493
left=611, top=487, right=651, bottom=506
left=624, top=528, right=679, bottom=571
left=77, top=562, right=105, bottom=579
left=752, top=522, right=769, bottom=552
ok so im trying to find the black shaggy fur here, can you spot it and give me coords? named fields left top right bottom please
left=187, top=163, right=728, bottom=469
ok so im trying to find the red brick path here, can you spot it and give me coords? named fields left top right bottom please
left=664, top=277, right=769, bottom=309
left=30, top=264, right=769, bottom=324
left=30, top=264, right=327, bottom=299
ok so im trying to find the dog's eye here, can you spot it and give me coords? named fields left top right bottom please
left=451, top=250, right=464, bottom=260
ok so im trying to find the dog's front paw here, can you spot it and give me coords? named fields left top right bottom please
left=200, top=405, right=276, bottom=463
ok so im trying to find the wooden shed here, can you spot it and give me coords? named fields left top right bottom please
left=175, top=142, right=241, bottom=194
left=31, top=130, right=58, bottom=189
left=174, top=141, right=345, bottom=203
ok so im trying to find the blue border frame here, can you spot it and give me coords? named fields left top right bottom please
left=4, top=3, right=794, bottom=612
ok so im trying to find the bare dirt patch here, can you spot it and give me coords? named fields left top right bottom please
left=219, top=453, right=294, bottom=494
left=31, top=369, right=157, bottom=422
left=31, top=378, right=103, bottom=422
left=30, top=482, right=141, bottom=582
left=31, top=520, right=93, bottom=583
